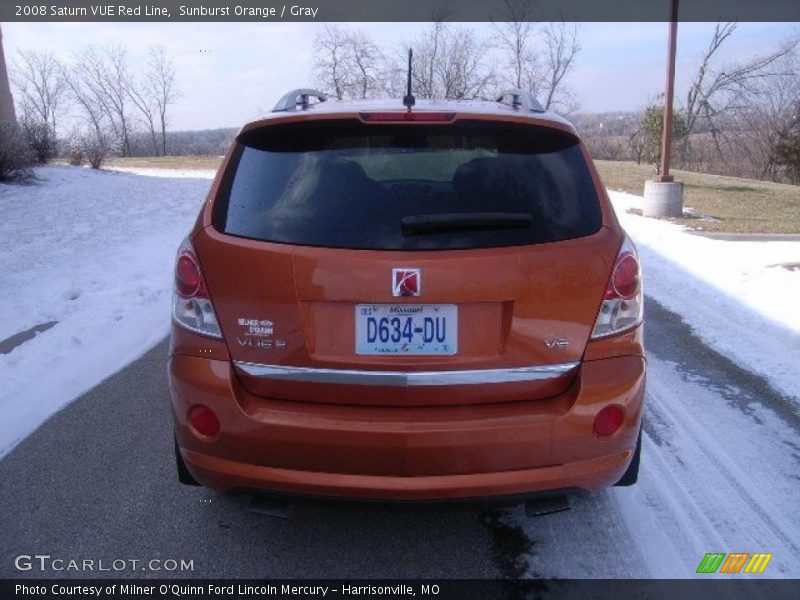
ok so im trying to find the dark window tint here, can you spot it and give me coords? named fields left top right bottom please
left=214, top=120, right=602, bottom=250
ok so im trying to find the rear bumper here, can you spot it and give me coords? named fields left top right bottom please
left=170, top=353, right=645, bottom=501
left=181, top=446, right=633, bottom=501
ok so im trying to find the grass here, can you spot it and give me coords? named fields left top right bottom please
left=595, top=160, right=800, bottom=234
left=104, top=155, right=225, bottom=170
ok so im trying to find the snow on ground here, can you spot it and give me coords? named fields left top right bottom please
left=610, top=190, right=800, bottom=402
left=107, top=165, right=219, bottom=179
left=613, top=352, right=800, bottom=578
left=0, top=165, right=214, bottom=458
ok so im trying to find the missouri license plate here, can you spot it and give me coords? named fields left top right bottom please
left=355, top=304, right=457, bottom=355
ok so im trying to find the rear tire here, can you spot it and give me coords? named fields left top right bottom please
left=175, top=435, right=200, bottom=486
left=614, top=428, right=642, bottom=487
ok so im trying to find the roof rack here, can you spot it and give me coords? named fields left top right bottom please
left=496, top=89, right=545, bottom=113
left=272, top=88, right=327, bottom=112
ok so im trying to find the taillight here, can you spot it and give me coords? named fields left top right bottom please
left=591, top=235, right=643, bottom=339
left=172, top=237, right=222, bottom=339
left=176, top=254, right=202, bottom=297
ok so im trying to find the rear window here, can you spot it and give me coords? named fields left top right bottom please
left=214, top=119, right=602, bottom=250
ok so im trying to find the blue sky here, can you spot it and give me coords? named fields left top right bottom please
left=3, top=21, right=797, bottom=130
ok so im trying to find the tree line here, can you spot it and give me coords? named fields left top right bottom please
left=311, top=2, right=581, bottom=112
left=10, top=43, right=178, bottom=168
left=3, top=7, right=798, bottom=184
left=312, top=16, right=798, bottom=184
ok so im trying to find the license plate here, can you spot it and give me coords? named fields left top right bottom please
left=355, top=304, right=457, bottom=355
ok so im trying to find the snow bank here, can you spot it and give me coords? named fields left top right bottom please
left=0, top=166, right=214, bottom=457
left=610, top=191, right=800, bottom=401
left=107, top=166, right=219, bottom=179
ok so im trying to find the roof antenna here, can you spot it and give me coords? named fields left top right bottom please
left=402, top=48, right=415, bottom=112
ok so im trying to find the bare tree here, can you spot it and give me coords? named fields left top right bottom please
left=313, top=25, right=351, bottom=100
left=125, top=72, right=159, bottom=156
left=11, top=50, right=67, bottom=133
left=313, top=26, right=385, bottom=101
left=61, top=60, right=110, bottom=162
left=405, top=19, right=495, bottom=100
left=437, top=27, right=496, bottom=99
left=491, top=0, right=536, bottom=89
left=493, top=1, right=580, bottom=111
left=409, top=17, right=448, bottom=98
left=685, top=22, right=798, bottom=154
left=74, top=45, right=134, bottom=156
left=345, top=30, right=384, bottom=99
left=145, top=46, right=178, bottom=156
left=60, top=44, right=178, bottom=159
left=539, top=23, right=580, bottom=112
left=11, top=50, right=68, bottom=161
left=733, top=52, right=800, bottom=180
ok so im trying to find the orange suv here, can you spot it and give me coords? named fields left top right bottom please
left=169, top=88, right=645, bottom=506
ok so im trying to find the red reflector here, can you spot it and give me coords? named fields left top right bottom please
left=360, top=111, right=456, bottom=122
left=188, top=405, right=220, bottom=438
left=593, top=405, right=625, bottom=436
left=176, top=254, right=202, bottom=297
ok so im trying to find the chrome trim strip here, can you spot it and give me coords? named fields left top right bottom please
left=233, top=361, right=579, bottom=387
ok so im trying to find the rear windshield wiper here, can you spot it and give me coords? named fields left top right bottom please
left=401, top=212, right=533, bottom=236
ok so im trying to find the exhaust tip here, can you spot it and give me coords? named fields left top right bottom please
left=524, top=495, right=571, bottom=518
left=247, top=495, right=291, bottom=519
